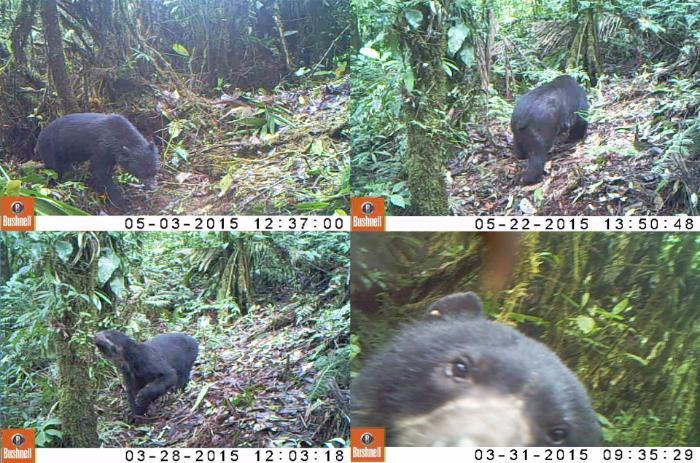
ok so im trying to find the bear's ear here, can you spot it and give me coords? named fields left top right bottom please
left=426, top=292, right=484, bottom=320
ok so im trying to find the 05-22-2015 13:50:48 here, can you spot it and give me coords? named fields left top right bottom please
left=472, top=217, right=697, bottom=231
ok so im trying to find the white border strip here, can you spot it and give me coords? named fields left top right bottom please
left=32, top=216, right=349, bottom=232
left=33, top=447, right=698, bottom=463
left=18, top=215, right=700, bottom=233
left=385, top=216, right=700, bottom=232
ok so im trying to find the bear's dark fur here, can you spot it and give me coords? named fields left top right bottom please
left=37, top=113, right=160, bottom=209
left=511, top=76, right=589, bottom=185
left=352, top=292, right=601, bottom=446
left=95, top=330, right=198, bottom=417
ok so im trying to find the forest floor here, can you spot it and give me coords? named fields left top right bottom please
left=448, top=74, right=694, bottom=215
left=97, top=301, right=349, bottom=447
left=16, top=76, right=349, bottom=215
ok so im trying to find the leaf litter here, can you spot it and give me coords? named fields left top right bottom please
left=448, top=73, right=699, bottom=215
left=24, top=76, right=349, bottom=215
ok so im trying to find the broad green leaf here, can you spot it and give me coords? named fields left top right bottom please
left=574, top=315, right=595, bottom=334
left=219, top=173, right=234, bottom=197
left=4, top=180, right=21, bottom=196
left=168, top=120, right=184, bottom=138
left=55, top=240, right=74, bottom=263
left=173, top=145, right=189, bottom=164
left=459, top=46, right=475, bottom=66
left=172, top=43, right=190, bottom=57
left=44, top=417, right=62, bottom=426
left=404, top=9, right=424, bottom=29
left=389, top=194, right=406, bottom=208
left=109, top=274, right=127, bottom=299
left=97, top=249, right=120, bottom=286
left=359, top=47, right=380, bottom=60
left=447, top=23, right=470, bottom=56
left=581, top=292, right=590, bottom=307
left=611, top=297, right=629, bottom=314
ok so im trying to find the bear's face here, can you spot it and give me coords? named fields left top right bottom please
left=117, top=141, right=160, bottom=188
left=95, top=330, right=134, bottom=370
left=352, top=292, right=602, bottom=447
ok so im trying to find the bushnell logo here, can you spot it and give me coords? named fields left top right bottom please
left=351, top=197, right=385, bottom=232
left=10, top=201, right=24, bottom=215
left=0, top=197, right=35, bottom=231
left=360, top=432, right=374, bottom=446
left=10, top=433, right=25, bottom=447
left=1, top=428, right=35, bottom=463
left=360, top=201, right=375, bottom=216
left=350, top=427, right=384, bottom=462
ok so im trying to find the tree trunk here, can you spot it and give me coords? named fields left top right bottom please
left=272, top=0, right=293, bottom=72
left=566, top=1, right=602, bottom=86
left=402, top=2, right=450, bottom=215
left=41, top=0, right=78, bottom=113
left=477, top=8, right=496, bottom=93
left=50, top=234, right=99, bottom=447
left=10, top=0, right=38, bottom=69
left=0, top=237, right=11, bottom=283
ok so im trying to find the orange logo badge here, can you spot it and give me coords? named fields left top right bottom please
left=0, top=197, right=35, bottom=231
left=350, top=427, right=385, bottom=462
left=351, top=197, right=385, bottom=232
left=1, top=429, right=35, bottom=463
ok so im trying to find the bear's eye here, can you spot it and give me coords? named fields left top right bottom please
left=445, top=358, right=471, bottom=379
left=548, top=426, right=568, bottom=444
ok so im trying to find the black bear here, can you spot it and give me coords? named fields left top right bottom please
left=352, top=292, right=601, bottom=446
left=36, top=113, right=160, bottom=209
left=95, top=330, right=198, bottom=418
left=511, top=76, right=589, bottom=185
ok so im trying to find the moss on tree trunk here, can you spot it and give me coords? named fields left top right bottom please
left=566, top=2, right=602, bottom=85
left=50, top=235, right=99, bottom=447
left=56, top=338, right=99, bottom=446
left=41, top=0, right=78, bottom=113
left=400, top=2, right=450, bottom=215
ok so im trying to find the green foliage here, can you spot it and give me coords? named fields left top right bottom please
left=1, top=232, right=349, bottom=445
left=350, top=52, right=407, bottom=204
left=0, top=232, right=132, bottom=444
left=0, top=166, right=90, bottom=215
left=650, top=77, right=700, bottom=212
left=350, top=0, right=700, bottom=212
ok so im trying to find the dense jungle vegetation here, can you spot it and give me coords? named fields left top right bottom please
left=0, top=232, right=349, bottom=447
left=351, top=232, right=700, bottom=446
left=350, top=0, right=700, bottom=215
left=0, top=0, right=354, bottom=215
